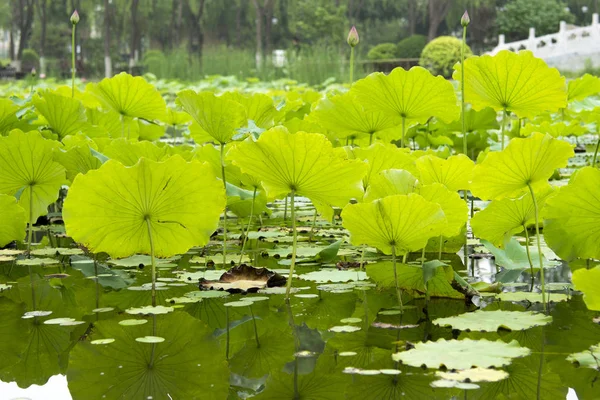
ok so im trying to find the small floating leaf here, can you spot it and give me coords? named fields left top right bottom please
left=329, top=325, right=361, bottom=333
left=135, top=336, right=165, bottom=343
left=125, top=305, right=174, bottom=315
left=91, top=338, right=115, bottom=345
left=118, top=319, right=148, bottom=326
left=433, top=310, right=552, bottom=332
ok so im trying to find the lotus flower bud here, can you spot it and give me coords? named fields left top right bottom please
left=347, top=26, right=359, bottom=47
left=31, top=68, right=36, bottom=77
left=70, top=10, right=80, bottom=25
left=461, top=10, right=470, bottom=27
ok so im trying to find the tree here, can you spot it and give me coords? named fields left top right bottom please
left=497, top=0, right=575, bottom=41
left=427, top=0, right=453, bottom=41
left=104, top=0, right=112, bottom=77
left=183, top=0, right=206, bottom=57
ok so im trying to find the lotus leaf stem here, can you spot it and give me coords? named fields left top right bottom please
left=438, top=235, right=443, bottom=260
left=283, top=196, right=288, bottom=224
left=308, top=208, right=317, bottom=243
left=527, top=183, right=547, bottom=312
left=239, top=187, right=257, bottom=264
left=249, top=304, right=260, bottom=348
left=349, top=46, right=355, bottom=85
left=401, top=117, right=406, bottom=148
left=145, top=218, right=157, bottom=307
left=593, top=134, right=600, bottom=167
left=359, top=244, right=366, bottom=270
left=220, top=143, right=228, bottom=268
left=285, top=190, right=297, bottom=299
left=391, top=246, right=404, bottom=311
left=27, top=185, right=33, bottom=257
left=71, top=23, right=76, bottom=97
left=225, top=306, right=230, bottom=360
left=461, top=24, right=467, bottom=156
left=523, top=225, right=536, bottom=291
left=500, top=109, right=508, bottom=150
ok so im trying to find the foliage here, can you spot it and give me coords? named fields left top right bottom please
left=419, top=36, right=472, bottom=78
left=367, top=43, right=398, bottom=60
left=397, top=35, right=427, bottom=58
left=497, top=0, right=575, bottom=41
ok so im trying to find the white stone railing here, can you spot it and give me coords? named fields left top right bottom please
left=490, top=13, right=600, bottom=69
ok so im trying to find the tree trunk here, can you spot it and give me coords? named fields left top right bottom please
left=16, top=0, right=35, bottom=69
left=427, top=0, right=453, bottom=41
left=407, top=0, right=417, bottom=35
left=129, top=0, right=139, bottom=72
left=184, top=0, right=205, bottom=58
left=104, top=0, right=112, bottom=77
left=264, top=0, right=274, bottom=54
left=252, top=0, right=263, bottom=69
left=36, top=0, right=47, bottom=75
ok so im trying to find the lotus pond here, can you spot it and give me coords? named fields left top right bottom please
left=0, top=50, right=600, bottom=400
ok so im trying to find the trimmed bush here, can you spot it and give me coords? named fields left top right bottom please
left=419, top=36, right=472, bottom=78
left=367, top=43, right=398, bottom=60
left=21, top=48, right=40, bottom=71
left=397, top=35, right=427, bottom=58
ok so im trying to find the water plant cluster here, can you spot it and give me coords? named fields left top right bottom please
left=0, top=47, right=599, bottom=399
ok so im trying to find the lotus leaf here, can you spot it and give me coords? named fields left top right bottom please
left=567, top=73, right=600, bottom=102
left=572, top=267, right=600, bottom=311
left=415, top=154, right=474, bottom=191
left=349, top=143, right=417, bottom=189
left=220, top=91, right=281, bottom=129
left=0, top=98, right=20, bottom=135
left=102, top=138, right=169, bottom=166
left=63, top=155, right=226, bottom=258
left=54, top=144, right=103, bottom=181
left=567, top=343, right=600, bottom=369
left=33, top=90, right=89, bottom=140
left=363, top=169, right=418, bottom=201
left=433, top=310, right=552, bottom=332
left=0, top=194, right=27, bottom=247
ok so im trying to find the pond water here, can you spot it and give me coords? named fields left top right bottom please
left=0, top=142, right=599, bottom=400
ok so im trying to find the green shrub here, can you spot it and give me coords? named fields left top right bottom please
left=367, top=43, right=398, bottom=60
left=397, top=35, right=427, bottom=58
left=419, top=36, right=472, bottom=78
left=21, top=48, right=40, bottom=71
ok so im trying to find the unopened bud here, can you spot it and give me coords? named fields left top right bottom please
left=461, top=10, right=470, bottom=27
left=347, top=26, right=359, bottom=47
left=31, top=68, right=36, bottom=77
left=70, top=10, right=80, bottom=25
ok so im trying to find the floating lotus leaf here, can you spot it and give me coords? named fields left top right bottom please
left=436, top=367, right=509, bottom=383
left=221, top=91, right=281, bottom=129
left=454, top=50, right=567, bottom=118
left=567, top=73, right=600, bottom=102
left=342, top=194, right=446, bottom=255
left=415, top=154, right=474, bottom=192
left=349, top=143, right=416, bottom=189
left=298, top=269, right=368, bottom=283
left=86, top=72, right=167, bottom=121
left=567, top=343, right=600, bottom=369
left=472, top=187, right=555, bottom=247
left=497, top=291, right=568, bottom=303
left=470, top=133, right=573, bottom=200
left=199, top=264, right=286, bottom=293
left=33, top=90, right=89, bottom=140
left=63, top=156, right=225, bottom=258
left=352, top=66, right=459, bottom=125
left=0, top=194, right=26, bottom=247
left=229, top=127, right=366, bottom=207
left=433, top=310, right=552, bottom=332
left=543, top=167, right=600, bottom=260
left=0, top=130, right=66, bottom=221
left=572, top=267, right=600, bottom=311
left=0, top=98, right=20, bottom=135
left=177, top=90, right=246, bottom=144
left=392, top=338, right=530, bottom=369
left=311, top=92, right=399, bottom=141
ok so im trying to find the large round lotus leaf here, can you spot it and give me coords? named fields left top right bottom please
left=472, top=186, right=555, bottom=248
left=102, top=138, right=169, bottom=166
left=415, top=154, right=474, bottom=192
left=567, top=343, right=600, bottom=369
left=63, top=155, right=225, bottom=258
left=363, top=169, right=418, bottom=202
left=567, top=73, right=600, bottom=102
left=418, top=183, right=467, bottom=238
left=352, top=66, right=459, bottom=125
left=544, top=167, right=600, bottom=261
left=433, top=310, right=552, bottom=332
left=470, top=133, right=573, bottom=201
left=220, top=91, right=281, bottom=129
left=311, top=92, right=399, bottom=141
left=342, top=193, right=446, bottom=255
left=0, top=194, right=26, bottom=247
left=0, top=98, right=19, bottom=134
left=67, top=312, right=229, bottom=399
left=177, top=90, right=246, bottom=144
left=453, top=50, right=567, bottom=119
left=85, top=72, right=167, bottom=121
left=349, top=142, right=417, bottom=189
left=54, top=144, right=103, bottom=182
left=33, top=90, right=90, bottom=140
left=572, top=267, right=600, bottom=311
left=229, top=127, right=366, bottom=207
left=521, top=120, right=587, bottom=139
left=392, top=339, right=530, bottom=369
left=0, top=130, right=66, bottom=221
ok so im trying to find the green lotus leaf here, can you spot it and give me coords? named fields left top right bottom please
left=440, top=106, right=500, bottom=134
left=53, top=144, right=103, bottom=182
left=165, top=107, right=192, bottom=126
left=0, top=98, right=20, bottom=135
left=454, top=50, right=567, bottom=118
left=472, top=187, right=555, bottom=248
left=86, top=72, right=167, bottom=121
left=567, top=342, right=600, bottom=369
left=418, top=183, right=468, bottom=238
left=363, top=169, right=418, bottom=201
left=433, top=310, right=552, bottom=332
left=571, top=266, right=600, bottom=311
left=32, top=90, right=90, bottom=140
left=415, top=154, right=474, bottom=192
left=177, top=90, right=246, bottom=144
left=520, top=120, right=587, bottom=138
left=352, top=66, right=459, bottom=125
left=0, top=194, right=27, bottom=247
left=198, top=143, right=261, bottom=189
left=349, top=143, right=417, bottom=190
left=63, top=156, right=226, bottom=258
left=342, top=193, right=446, bottom=255
left=137, top=119, right=166, bottom=141
left=543, top=167, right=600, bottom=261
left=470, top=133, right=573, bottom=200
left=567, top=73, right=600, bottom=102
left=229, top=127, right=366, bottom=206
left=102, top=138, right=169, bottom=166
left=0, top=130, right=66, bottom=221
left=481, top=238, right=554, bottom=283
left=392, top=338, right=530, bottom=369
left=220, top=91, right=281, bottom=129
left=67, top=312, right=229, bottom=399
left=86, top=108, right=138, bottom=139
left=311, top=92, right=399, bottom=142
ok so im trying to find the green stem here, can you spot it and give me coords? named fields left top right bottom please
left=369, top=133, right=373, bottom=146
left=249, top=304, right=260, bottom=348
left=401, top=117, right=406, bottom=148
left=527, top=183, right=547, bottom=312
left=27, top=185, right=34, bottom=258
left=391, top=246, right=404, bottom=311
left=285, top=190, right=297, bottom=299
left=239, top=187, right=257, bottom=265
left=145, top=219, right=157, bottom=307
left=359, top=244, right=366, bottom=269
left=349, top=46, right=355, bottom=85
left=220, top=143, right=228, bottom=267
left=461, top=25, right=467, bottom=156
left=149, top=315, right=157, bottom=368
left=523, top=225, right=536, bottom=292
left=500, top=109, right=508, bottom=150
left=438, top=235, right=443, bottom=260
left=593, top=132, right=600, bottom=167
left=283, top=196, right=288, bottom=225
left=308, top=208, right=317, bottom=243
left=71, top=23, right=76, bottom=97
left=225, top=306, right=230, bottom=360
left=463, top=190, right=469, bottom=266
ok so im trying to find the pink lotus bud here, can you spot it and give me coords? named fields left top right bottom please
left=347, top=26, right=359, bottom=47
left=461, top=10, right=470, bottom=27
left=71, top=10, right=80, bottom=25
